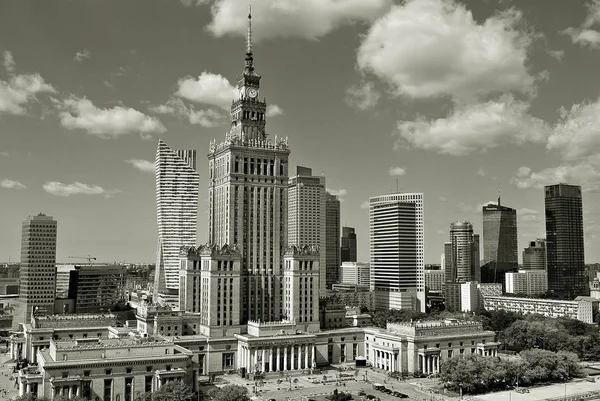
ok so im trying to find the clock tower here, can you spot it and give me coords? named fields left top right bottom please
left=230, top=7, right=267, bottom=141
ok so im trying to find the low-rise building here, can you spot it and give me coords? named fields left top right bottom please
left=327, top=286, right=375, bottom=311
left=505, top=270, right=548, bottom=296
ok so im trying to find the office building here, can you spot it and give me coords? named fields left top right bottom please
left=523, top=239, right=547, bottom=270
left=446, top=222, right=479, bottom=284
left=545, top=184, right=586, bottom=298
left=154, top=140, right=199, bottom=305
left=340, top=262, right=370, bottom=287
left=325, top=192, right=341, bottom=289
left=67, top=265, right=127, bottom=313
left=481, top=199, right=518, bottom=285
left=425, top=269, right=445, bottom=292
left=55, top=265, right=76, bottom=298
left=369, top=193, right=425, bottom=312
left=483, top=295, right=597, bottom=324
left=14, top=214, right=57, bottom=327
left=341, top=227, right=357, bottom=262
left=505, top=270, right=548, bottom=296
left=288, top=166, right=327, bottom=294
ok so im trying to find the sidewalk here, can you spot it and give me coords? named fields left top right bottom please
left=0, top=351, right=19, bottom=401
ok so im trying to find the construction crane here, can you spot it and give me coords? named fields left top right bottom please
left=68, top=255, right=97, bottom=266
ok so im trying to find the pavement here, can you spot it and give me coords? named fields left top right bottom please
left=472, top=379, right=600, bottom=401
left=0, top=346, right=19, bottom=401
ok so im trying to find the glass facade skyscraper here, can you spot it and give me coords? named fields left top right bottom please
left=545, top=183, right=586, bottom=298
left=341, top=226, right=357, bottom=263
left=481, top=199, right=518, bottom=284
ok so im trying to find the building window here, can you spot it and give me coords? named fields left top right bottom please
left=126, top=368, right=132, bottom=374
left=84, top=370, right=91, bottom=377
left=145, top=376, right=153, bottom=393
left=62, top=372, right=68, bottom=378
left=104, top=379, right=112, bottom=401
left=222, top=353, right=235, bottom=370
left=105, top=369, right=112, bottom=375
left=124, top=377, right=133, bottom=401
left=166, top=365, right=171, bottom=371
left=146, top=366, right=152, bottom=372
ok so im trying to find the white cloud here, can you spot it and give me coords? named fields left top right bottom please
left=476, top=168, right=486, bottom=177
left=266, top=104, right=284, bottom=117
left=150, top=97, right=225, bottom=128
left=345, top=82, right=381, bottom=110
left=395, top=96, right=549, bottom=156
left=511, top=161, right=600, bottom=192
left=327, top=188, right=347, bottom=197
left=176, top=72, right=237, bottom=110
left=103, top=81, right=115, bottom=90
left=457, top=202, right=473, bottom=213
left=74, top=49, right=91, bottom=62
left=187, top=108, right=224, bottom=127
left=360, top=201, right=370, bottom=209
left=438, top=196, right=448, bottom=202
left=547, top=49, right=565, bottom=60
left=43, top=181, right=119, bottom=197
left=1, top=179, right=26, bottom=190
left=56, top=97, right=166, bottom=139
left=180, top=0, right=208, bottom=6
left=547, top=97, right=600, bottom=161
left=562, top=1, right=600, bottom=50
left=518, top=208, right=539, bottom=222
left=203, top=0, right=393, bottom=41
left=388, top=166, right=406, bottom=176
left=0, top=73, right=56, bottom=115
left=476, top=200, right=498, bottom=211
left=125, top=159, right=155, bottom=173
left=3, top=51, right=15, bottom=73
left=436, top=229, right=446, bottom=235
left=355, top=0, right=537, bottom=100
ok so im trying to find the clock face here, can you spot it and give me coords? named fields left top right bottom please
left=247, top=88, right=258, bottom=98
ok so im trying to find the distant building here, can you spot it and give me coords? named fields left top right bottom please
left=522, top=239, right=547, bottom=271
left=505, top=270, right=548, bottom=296
left=325, top=192, right=341, bottom=289
left=481, top=199, right=518, bottom=285
left=55, top=265, right=76, bottom=298
left=328, top=285, right=375, bottom=310
left=445, top=222, right=479, bottom=311
left=340, top=262, right=370, bottom=287
left=369, top=193, right=425, bottom=312
left=425, top=270, right=445, bottom=292
left=67, top=265, right=127, bottom=313
left=483, top=295, right=598, bottom=324
left=545, top=184, right=587, bottom=298
left=341, top=227, right=357, bottom=263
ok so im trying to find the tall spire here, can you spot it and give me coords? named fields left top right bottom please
left=498, top=181, right=501, bottom=206
left=244, top=5, right=254, bottom=73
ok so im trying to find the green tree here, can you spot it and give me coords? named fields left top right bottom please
left=13, top=396, right=51, bottom=401
left=150, top=381, right=194, bottom=401
left=207, top=385, right=250, bottom=401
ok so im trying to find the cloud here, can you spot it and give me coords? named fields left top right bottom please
left=456, top=202, right=473, bottom=213
left=266, top=104, right=284, bottom=117
left=56, top=97, right=166, bottom=139
left=355, top=0, right=537, bottom=100
left=518, top=207, right=539, bottom=222
left=150, top=97, right=225, bottom=128
left=360, top=201, right=370, bottom=209
left=43, top=181, right=119, bottom=198
left=74, top=49, right=91, bottom=62
left=103, top=81, right=115, bottom=90
left=0, top=151, right=9, bottom=157
left=327, top=188, right=348, bottom=197
left=436, top=229, right=446, bottom=235
left=388, top=166, right=406, bottom=176
left=547, top=49, right=565, bottom=60
left=202, top=0, right=393, bottom=41
left=180, top=0, right=208, bottom=6
left=476, top=200, right=498, bottom=211
left=395, top=96, right=549, bottom=156
left=3, top=51, right=15, bottom=73
left=476, top=168, right=486, bottom=177
left=345, top=82, right=381, bottom=110
left=176, top=72, right=238, bottom=110
left=547, top=97, right=600, bottom=161
left=438, top=196, right=448, bottom=202
left=562, top=1, right=600, bottom=50
left=1, top=179, right=26, bottom=190
left=0, top=69, right=56, bottom=115
left=511, top=161, right=600, bottom=192
left=125, top=159, right=155, bottom=173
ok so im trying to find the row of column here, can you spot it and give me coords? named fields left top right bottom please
left=419, top=354, right=440, bottom=374
left=241, top=344, right=316, bottom=373
left=374, top=350, right=397, bottom=372
left=52, top=384, right=81, bottom=399
left=478, top=348, right=497, bottom=357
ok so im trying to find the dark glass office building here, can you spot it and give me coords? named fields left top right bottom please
left=481, top=199, right=518, bottom=285
left=545, top=183, right=586, bottom=298
left=341, top=226, right=357, bottom=262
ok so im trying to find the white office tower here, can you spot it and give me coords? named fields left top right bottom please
left=154, top=139, right=199, bottom=306
left=369, top=193, right=425, bottom=312
left=288, top=166, right=327, bottom=294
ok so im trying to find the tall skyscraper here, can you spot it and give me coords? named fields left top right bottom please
left=369, top=193, right=425, bottom=312
left=523, top=239, right=547, bottom=271
left=445, top=221, right=479, bottom=311
left=16, top=214, right=57, bottom=325
left=207, top=9, right=290, bottom=323
left=154, top=140, right=199, bottom=303
left=288, top=166, right=326, bottom=294
left=325, top=192, right=341, bottom=290
left=341, top=227, right=357, bottom=263
left=481, top=198, right=518, bottom=284
left=545, top=183, right=586, bottom=298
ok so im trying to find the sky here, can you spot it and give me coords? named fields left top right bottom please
left=2, top=0, right=600, bottom=265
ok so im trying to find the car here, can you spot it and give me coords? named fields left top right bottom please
left=358, top=391, right=366, bottom=396
left=366, top=395, right=377, bottom=400
left=383, top=389, right=393, bottom=394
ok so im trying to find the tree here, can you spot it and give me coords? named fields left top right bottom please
left=54, top=396, right=88, bottom=401
left=150, top=381, right=194, bottom=401
left=14, top=396, right=51, bottom=401
left=207, top=385, right=250, bottom=401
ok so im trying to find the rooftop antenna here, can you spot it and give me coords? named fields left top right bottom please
left=497, top=181, right=501, bottom=206
left=396, top=178, right=399, bottom=193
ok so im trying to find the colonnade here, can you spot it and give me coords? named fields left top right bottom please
left=240, top=343, right=316, bottom=373
left=51, top=384, right=81, bottom=400
left=478, top=348, right=497, bottom=357
left=418, top=354, right=440, bottom=374
left=374, top=349, right=398, bottom=372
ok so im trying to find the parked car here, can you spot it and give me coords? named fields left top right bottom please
left=366, top=395, right=377, bottom=400
left=358, top=391, right=366, bottom=396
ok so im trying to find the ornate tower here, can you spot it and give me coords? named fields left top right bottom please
left=208, top=7, right=290, bottom=323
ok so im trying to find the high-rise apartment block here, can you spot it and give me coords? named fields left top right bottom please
left=523, top=239, right=547, bottom=270
left=325, top=192, right=341, bottom=290
left=155, top=140, right=199, bottom=305
left=369, top=193, right=425, bottom=312
left=445, top=221, right=479, bottom=312
left=341, top=227, right=357, bottom=262
left=288, top=166, right=327, bottom=294
left=15, top=214, right=57, bottom=327
left=545, top=184, right=587, bottom=298
left=481, top=199, right=518, bottom=284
